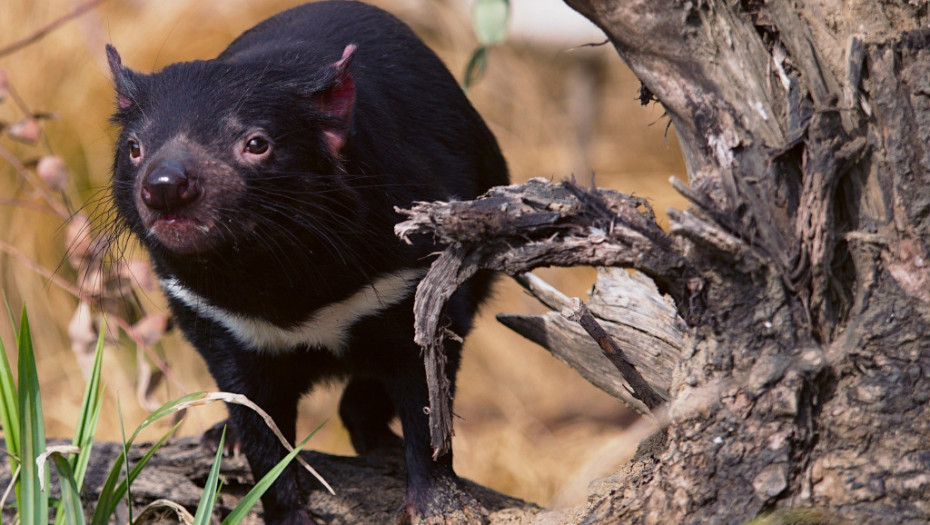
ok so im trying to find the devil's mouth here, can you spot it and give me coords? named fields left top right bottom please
left=151, top=213, right=205, bottom=228
left=147, top=214, right=215, bottom=254
left=156, top=214, right=200, bottom=225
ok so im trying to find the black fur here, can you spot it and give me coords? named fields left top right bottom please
left=107, top=2, right=507, bottom=523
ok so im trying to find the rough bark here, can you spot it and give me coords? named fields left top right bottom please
left=399, top=0, right=930, bottom=523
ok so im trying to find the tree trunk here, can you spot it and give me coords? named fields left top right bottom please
left=551, top=0, right=930, bottom=523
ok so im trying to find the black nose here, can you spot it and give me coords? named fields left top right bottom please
left=141, top=159, right=200, bottom=211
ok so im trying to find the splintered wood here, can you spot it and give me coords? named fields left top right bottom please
left=502, top=270, right=682, bottom=416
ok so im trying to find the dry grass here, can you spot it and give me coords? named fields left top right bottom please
left=0, top=0, right=687, bottom=508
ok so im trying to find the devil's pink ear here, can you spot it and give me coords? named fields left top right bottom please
left=317, top=44, right=357, bottom=157
left=106, top=44, right=137, bottom=110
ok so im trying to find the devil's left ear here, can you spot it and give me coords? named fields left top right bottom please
left=316, top=44, right=357, bottom=157
left=106, top=44, right=139, bottom=110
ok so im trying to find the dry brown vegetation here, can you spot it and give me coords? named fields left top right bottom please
left=0, top=0, right=687, bottom=508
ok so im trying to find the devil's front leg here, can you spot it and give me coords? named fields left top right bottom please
left=193, top=328, right=337, bottom=524
left=395, top=346, right=490, bottom=524
left=349, top=303, right=487, bottom=525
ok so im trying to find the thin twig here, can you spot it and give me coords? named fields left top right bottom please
left=0, top=197, right=59, bottom=215
left=0, top=238, right=82, bottom=297
left=563, top=298, right=666, bottom=411
left=0, top=144, right=69, bottom=219
left=0, top=0, right=109, bottom=58
left=0, top=463, right=20, bottom=516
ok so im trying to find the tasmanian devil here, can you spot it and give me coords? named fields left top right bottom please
left=106, top=1, right=508, bottom=523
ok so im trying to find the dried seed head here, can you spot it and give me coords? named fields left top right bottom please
left=132, top=313, right=169, bottom=347
left=119, top=258, right=158, bottom=291
left=66, top=213, right=93, bottom=268
left=80, top=266, right=106, bottom=297
left=37, top=155, right=68, bottom=191
left=68, top=301, right=98, bottom=378
left=7, top=117, right=40, bottom=144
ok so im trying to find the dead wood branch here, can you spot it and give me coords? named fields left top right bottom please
left=553, top=2, right=930, bottom=523
left=396, top=178, right=695, bottom=457
left=397, top=178, right=695, bottom=305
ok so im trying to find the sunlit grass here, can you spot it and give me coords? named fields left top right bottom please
left=0, top=306, right=318, bottom=522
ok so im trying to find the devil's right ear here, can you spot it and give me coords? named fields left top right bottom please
left=106, top=44, right=138, bottom=110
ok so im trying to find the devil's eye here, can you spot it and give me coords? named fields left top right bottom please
left=127, top=139, right=142, bottom=160
left=244, top=136, right=271, bottom=155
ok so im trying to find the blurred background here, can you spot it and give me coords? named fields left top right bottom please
left=0, top=0, right=687, bottom=509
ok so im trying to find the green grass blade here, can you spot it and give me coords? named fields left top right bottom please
left=128, top=391, right=206, bottom=444
left=17, top=308, right=49, bottom=525
left=117, top=398, right=134, bottom=525
left=0, top=319, right=21, bottom=520
left=472, top=0, right=510, bottom=46
left=107, top=391, right=203, bottom=525
left=54, top=323, right=106, bottom=525
left=71, top=319, right=106, bottom=485
left=2, top=292, right=15, bottom=343
left=48, top=451, right=86, bottom=525
left=222, top=429, right=318, bottom=525
left=115, top=422, right=182, bottom=516
left=463, top=46, right=489, bottom=89
left=72, top=396, right=103, bottom=486
left=193, top=427, right=226, bottom=525
left=87, top=451, right=122, bottom=525
left=91, top=391, right=207, bottom=525
left=89, top=421, right=181, bottom=525
left=0, top=324, right=20, bottom=474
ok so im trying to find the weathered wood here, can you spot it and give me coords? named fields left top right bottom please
left=498, top=269, right=683, bottom=415
left=563, top=298, right=666, bottom=411
left=0, top=437, right=538, bottom=524
left=396, top=1, right=930, bottom=523
left=397, top=179, right=696, bottom=457
left=397, top=178, right=696, bottom=307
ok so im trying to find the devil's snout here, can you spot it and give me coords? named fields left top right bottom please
left=141, top=159, right=200, bottom=212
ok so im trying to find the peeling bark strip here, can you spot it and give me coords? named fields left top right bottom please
left=411, top=245, right=479, bottom=456
left=397, top=178, right=696, bottom=307
left=562, top=298, right=666, bottom=411
left=396, top=178, right=698, bottom=456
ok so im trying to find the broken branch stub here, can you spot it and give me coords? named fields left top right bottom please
left=499, top=269, right=683, bottom=416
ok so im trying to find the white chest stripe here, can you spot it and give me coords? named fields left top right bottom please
left=160, top=268, right=426, bottom=355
